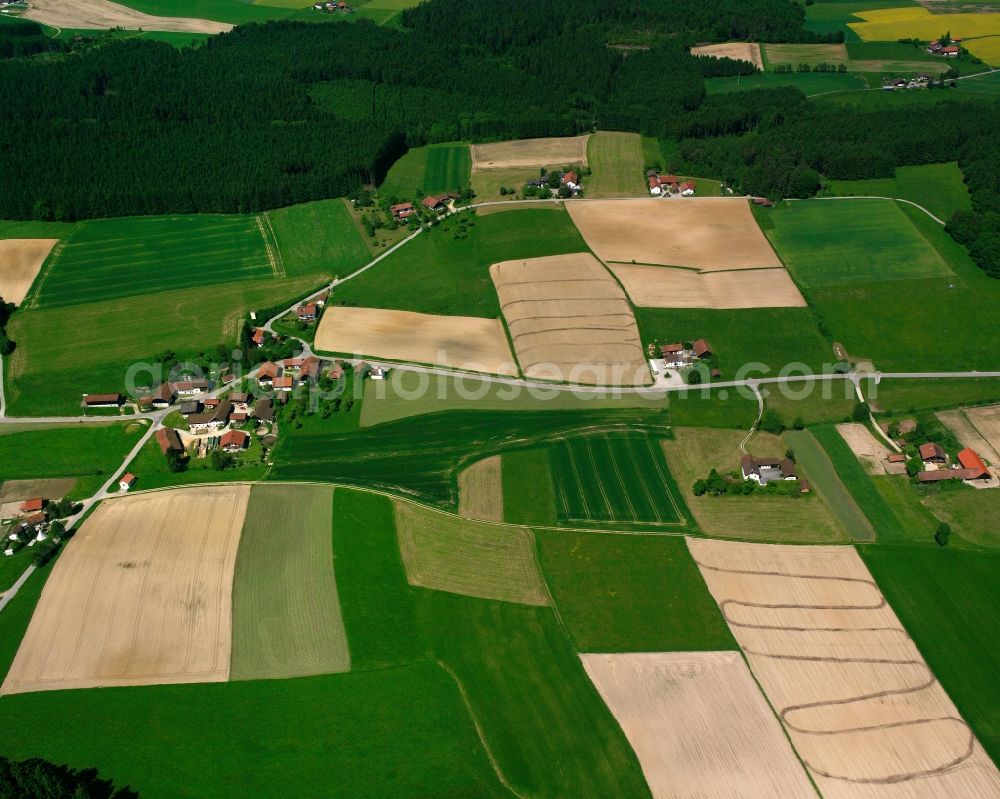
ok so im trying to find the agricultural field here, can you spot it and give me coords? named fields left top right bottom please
left=668, top=387, right=763, bottom=430
left=379, top=143, right=471, bottom=197
left=457, top=455, right=503, bottom=521
left=352, top=0, right=424, bottom=26
left=691, top=41, right=763, bottom=68
left=501, top=448, right=559, bottom=526
left=567, top=198, right=782, bottom=270
left=691, top=538, right=1000, bottom=798
left=865, top=377, right=1000, bottom=415
left=264, top=199, right=370, bottom=279
left=662, top=427, right=845, bottom=542
left=762, top=198, right=952, bottom=288
left=925, top=488, right=1000, bottom=548
left=394, top=499, right=548, bottom=604
left=610, top=264, right=805, bottom=309
left=31, top=214, right=276, bottom=309
left=850, top=7, right=1000, bottom=65
left=230, top=484, right=350, bottom=681
left=764, top=42, right=849, bottom=66
left=126, top=429, right=267, bottom=491
left=834, top=421, right=894, bottom=474
left=0, top=239, right=56, bottom=306
left=470, top=135, right=589, bottom=171
left=802, top=0, right=919, bottom=40
left=550, top=431, right=686, bottom=528
left=114, top=0, right=311, bottom=24
left=844, top=40, right=953, bottom=72
left=705, top=70, right=868, bottom=95
left=823, top=162, right=972, bottom=222
left=582, top=652, right=817, bottom=799
left=315, top=306, right=518, bottom=375
left=491, top=252, right=650, bottom=386
left=585, top=132, right=646, bottom=198
left=470, top=167, right=540, bottom=202
left=23, top=0, right=234, bottom=33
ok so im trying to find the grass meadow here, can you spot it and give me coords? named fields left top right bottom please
left=470, top=168, right=539, bottom=201
left=924, top=488, right=1000, bottom=550
left=824, top=162, right=971, bottom=222
left=668, top=388, right=761, bottom=429
left=265, top=198, right=370, bottom=278
left=802, top=0, right=917, bottom=40
left=31, top=215, right=275, bottom=308
left=536, top=532, right=736, bottom=652
left=705, top=71, right=866, bottom=96
left=501, top=448, right=558, bottom=526
left=114, top=0, right=312, bottom=24
left=380, top=143, right=471, bottom=197
left=861, top=545, right=1000, bottom=764
left=585, top=132, right=645, bottom=197
left=866, top=378, right=1000, bottom=415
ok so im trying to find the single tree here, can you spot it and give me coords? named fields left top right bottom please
left=935, top=522, right=951, bottom=547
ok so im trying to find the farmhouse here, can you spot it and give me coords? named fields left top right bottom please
left=230, top=392, right=250, bottom=411
left=155, top=427, right=184, bottom=455
left=919, top=442, right=947, bottom=464
left=561, top=171, right=580, bottom=191
left=82, top=393, right=123, bottom=408
left=257, top=361, right=279, bottom=387
left=173, top=379, right=208, bottom=396
left=20, top=498, right=46, bottom=514
left=180, top=401, right=201, bottom=416
left=281, top=357, right=304, bottom=371
left=421, top=195, right=450, bottom=212
left=253, top=397, right=274, bottom=422
left=391, top=202, right=416, bottom=220
left=188, top=400, right=232, bottom=433
left=219, top=430, right=249, bottom=453
left=251, top=327, right=266, bottom=347
left=142, top=382, right=176, bottom=409
left=296, top=303, right=318, bottom=322
left=680, top=181, right=697, bottom=196
left=647, top=174, right=680, bottom=196
left=119, top=473, right=137, bottom=492
left=957, top=447, right=991, bottom=480
left=298, top=356, right=321, bottom=383
left=741, top=455, right=801, bottom=485
left=273, top=376, right=294, bottom=392
left=204, top=398, right=220, bottom=410
left=230, top=412, right=248, bottom=426
left=693, top=338, right=713, bottom=359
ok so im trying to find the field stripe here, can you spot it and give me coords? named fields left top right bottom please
left=600, top=433, right=639, bottom=522
left=562, top=438, right=595, bottom=520
left=619, top=433, right=665, bottom=523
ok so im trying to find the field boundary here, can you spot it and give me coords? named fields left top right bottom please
left=26, top=238, right=65, bottom=310
left=257, top=213, right=286, bottom=279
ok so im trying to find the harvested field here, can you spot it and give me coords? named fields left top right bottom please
left=230, top=484, right=350, bottom=681
left=610, top=264, right=805, bottom=309
left=490, top=252, right=650, bottom=386
left=962, top=404, right=1000, bottom=463
left=567, top=199, right=781, bottom=271
left=314, top=306, right=518, bottom=376
left=24, top=0, right=233, bottom=33
left=471, top=135, right=589, bottom=171
left=688, top=538, right=1000, bottom=799
left=0, top=478, right=76, bottom=505
left=2, top=485, right=249, bottom=695
left=394, top=500, right=548, bottom=605
left=691, top=42, right=764, bottom=70
left=835, top=422, right=893, bottom=475
left=582, top=652, right=816, bottom=798
left=937, top=408, right=1000, bottom=465
left=457, top=455, right=503, bottom=522
left=0, top=239, right=57, bottom=306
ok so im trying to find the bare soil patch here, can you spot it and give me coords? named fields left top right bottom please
left=567, top=199, right=782, bottom=271
left=961, top=404, right=1000, bottom=464
left=2, top=485, right=249, bottom=695
left=610, top=264, right=804, bottom=308
left=691, top=42, right=764, bottom=70
left=582, top=651, right=816, bottom=798
left=471, top=135, right=590, bottom=171
left=688, top=538, right=1000, bottom=798
left=24, top=0, right=232, bottom=33
left=835, top=422, right=893, bottom=475
left=315, top=306, right=518, bottom=376
left=0, top=239, right=57, bottom=306
left=0, top=477, right=76, bottom=505
left=490, top=252, right=650, bottom=386
left=457, top=455, right=503, bottom=522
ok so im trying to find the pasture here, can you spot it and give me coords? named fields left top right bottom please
left=265, top=199, right=369, bottom=278
left=585, top=132, right=645, bottom=197
left=353, top=0, right=424, bottom=25
left=470, top=167, right=539, bottom=201
left=230, top=484, right=350, bottom=681
left=457, top=455, right=503, bottom=521
left=394, top=500, right=549, bottom=604
left=380, top=143, right=471, bottom=197
left=691, top=41, right=763, bottom=68
left=765, top=42, right=848, bottom=66
left=491, top=252, right=650, bottom=386
left=763, top=198, right=951, bottom=288
left=0, top=239, right=56, bottom=306
left=610, top=264, right=805, bottom=309
left=2, top=485, right=249, bottom=695
left=824, top=162, right=971, bottom=222
left=31, top=214, right=275, bottom=309
left=550, top=430, right=685, bottom=527
left=925, top=488, right=1000, bottom=549
left=661, top=427, right=844, bottom=543
left=568, top=198, right=782, bottom=270
left=690, top=538, right=1000, bottom=799
left=582, top=652, right=816, bottom=799
left=705, top=71, right=867, bottom=95
left=803, top=0, right=920, bottom=40
left=471, top=135, right=589, bottom=171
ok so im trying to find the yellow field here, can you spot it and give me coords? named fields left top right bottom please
left=850, top=8, right=1000, bottom=65
left=457, top=455, right=504, bottom=522
left=0, top=239, right=57, bottom=305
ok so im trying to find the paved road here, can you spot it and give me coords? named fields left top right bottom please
left=0, top=563, right=36, bottom=613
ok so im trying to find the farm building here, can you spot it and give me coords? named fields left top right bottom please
left=299, top=356, right=321, bottom=383
left=887, top=453, right=906, bottom=464
left=391, top=202, right=416, bottom=220
left=155, top=427, right=184, bottom=455
left=561, top=171, right=580, bottom=191
left=20, top=498, right=46, bottom=514
left=173, top=379, right=208, bottom=396
left=693, top=339, right=713, bottom=359
left=957, top=448, right=991, bottom=480
left=648, top=174, right=680, bottom=196
left=219, top=430, right=250, bottom=453
left=119, top=473, right=137, bottom=492
left=421, top=195, right=448, bottom=212
left=281, top=358, right=304, bottom=370
left=296, top=303, right=318, bottom=322
left=919, top=442, right=947, bottom=464
left=273, top=376, right=294, bottom=392
left=257, top=362, right=279, bottom=387
left=253, top=398, right=274, bottom=422
left=251, top=328, right=266, bottom=347
left=180, top=401, right=201, bottom=416
left=141, top=382, right=176, bottom=409
left=680, top=181, right=697, bottom=196
left=741, top=456, right=802, bottom=486
left=82, top=393, right=123, bottom=408
left=204, top=398, right=220, bottom=410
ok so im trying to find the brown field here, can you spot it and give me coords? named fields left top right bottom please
left=457, top=455, right=503, bottom=522
left=471, top=135, right=590, bottom=171
left=1, top=485, right=249, bottom=695
left=314, top=306, right=518, bottom=376
left=24, top=0, right=232, bottom=33
left=609, top=264, right=805, bottom=309
left=0, top=478, right=76, bottom=505
left=937, top=409, right=1000, bottom=465
left=567, top=199, right=782, bottom=271
left=835, top=423, right=894, bottom=475
left=687, top=538, right=1000, bottom=799
left=691, top=42, right=764, bottom=70
left=490, top=252, right=650, bottom=386
left=582, top=651, right=816, bottom=798
left=962, top=404, right=1000, bottom=463
left=0, top=239, right=57, bottom=306
left=394, top=500, right=548, bottom=605
left=662, top=428, right=844, bottom=543
left=475, top=199, right=562, bottom=216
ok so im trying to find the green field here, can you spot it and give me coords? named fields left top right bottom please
left=668, top=387, right=761, bottom=429
left=784, top=429, right=875, bottom=541
left=537, top=532, right=736, bottom=652
left=551, top=431, right=686, bottom=528
left=956, top=70, right=1000, bottom=95
left=802, top=0, right=917, bottom=40
left=860, top=545, right=1000, bottom=764
left=585, top=131, right=645, bottom=197
left=705, top=71, right=867, bottom=96
left=127, top=430, right=267, bottom=491
left=872, top=473, right=941, bottom=542
left=865, top=378, right=1000, bottom=415
left=764, top=42, right=848, bottom=66
left=764, top=199, right=952, bottom=288
left=116, top=0, right=311, bottom=24
left=762, top=383, right=858, bottom=425
left=265, top=199, right=370, bottom=278
left=501, top=448, right=558, bottom=526
left=333, top=207, right=588, bottom=317
left=824, top=162, right=972, bottom=222
left=380, top=143, right=471, bottom=197
left=353, top=0, right=423, bottom=25
left=924, top=488, right=1000, bottom=549
left=231, top=484, right=350, bottom=680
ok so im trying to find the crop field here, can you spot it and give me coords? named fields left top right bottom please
left=691, top=41, right=763, bottom=68
left=585, top=132, right=645, bottom=197
left=661, top=427, right=844, bottom=542
left=706, top=71, right=867, bottom=95
left=850, top=8, right=1000, bottom=64
left=24, top=0, right=234, bottom=32
left=491, top=252, right=649, bottom=386
left=501, top=448, right=559, bottom=526
left=550, top=430, right=684, bottom=527
left=961, top=404, right=1000, bottom=459
left=536, top=532, right=736, bottom=652
left=568, top=198, right=782, bottom=271
left=690, top=538, right=1000, bottom=799
left=31, top=214, right=275, bottom=309
left=956, top=69, right=1000, bottom=95
left=380, top=143, right=471, bottom=196
left=393, top=500, right=548, bottom=604
left=264, top=199, right=369, bottom=278
left=0, top=239, right=57, bottom=306
left=230, top=484, right=350, bottom=681
left=96, top=0, right=308, bottom=24
left=583, top=652, right=817, bottom=799
left=2, top=485, right=249, bottom=695
left=610, top=264, right=805, bottom=308
left=870, top=378, right=1000, bottom=416
left=353, top=0, right=424, bottom=25
left=824, top=162, right=971, bottom=223
left=457, top=455, right=503, bottom=521
left=471, top=135, right=589, bottom=171
left=765, top=42, right=848, bottom=65
left=333, top=207, right=588, bottom=317
left=803, top=0, right=921, bottom=39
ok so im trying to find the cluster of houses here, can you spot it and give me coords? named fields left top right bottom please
left=914, top=443, right=992, bottom=484
left=741, top=456, right=811, bottom=492
left=391, top=195, right=455, bottom=221
left=659, top=339, right=715, bottom=370
left=311, top=1, right=351, bottom=13
left=528, top=170, right=582, bottom=195
left=926, top=39, right=961, bottom=57
left=882, top=74, right=935, bottom=91
left=647, top=172, right=696, bottom=197
left=2, top=497, right=52, bottom=556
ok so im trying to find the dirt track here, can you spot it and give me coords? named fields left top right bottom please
left=0, top=239, right=57, bottom=306
left=610, top=264, right=805, bottom=309
left=24, top=0, right=233, bottom=33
